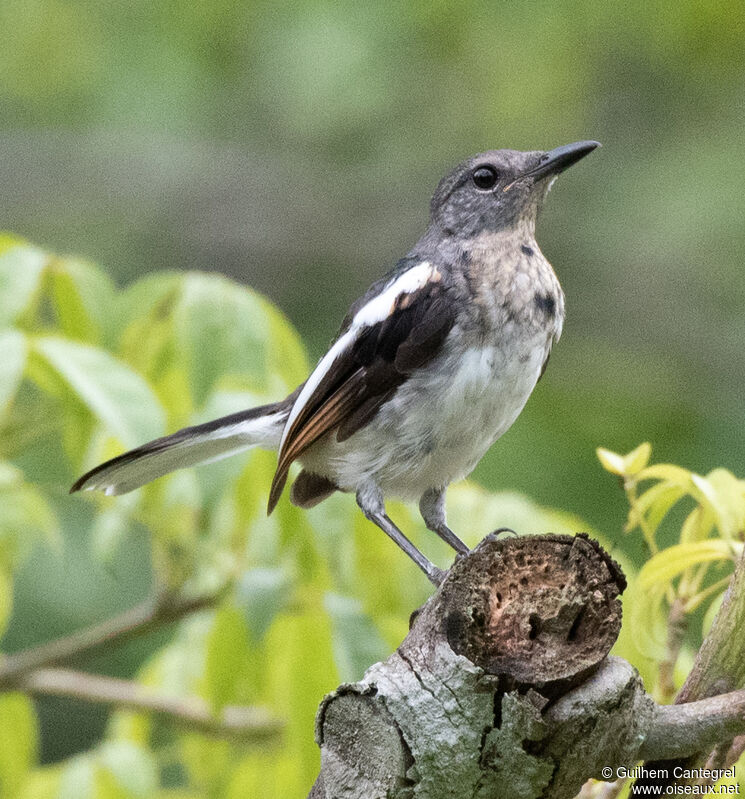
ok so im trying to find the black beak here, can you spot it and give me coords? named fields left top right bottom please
left=519, top=140, right=600, bottom=182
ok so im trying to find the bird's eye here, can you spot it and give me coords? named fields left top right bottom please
left=472, top=166, right=499, bottom=190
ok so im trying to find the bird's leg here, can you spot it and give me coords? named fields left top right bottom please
left=356, top=485, right=445, bottom=586
left=419, top=488, right=470, bottom=556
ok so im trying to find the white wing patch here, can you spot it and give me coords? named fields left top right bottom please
left=352, top=261, right=434, bottom=327
left=280, top=261, right=435, bottom=450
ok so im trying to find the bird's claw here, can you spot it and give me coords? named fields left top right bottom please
left=491, top=527, right=518, bottom=538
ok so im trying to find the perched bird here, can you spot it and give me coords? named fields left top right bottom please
left=72, top=141, right=600, bottom=585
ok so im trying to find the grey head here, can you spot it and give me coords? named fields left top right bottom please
left=429, top=141, right=600, bottom=239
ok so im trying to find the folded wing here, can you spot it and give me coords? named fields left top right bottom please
left=268, top=260, right=454, bottom=511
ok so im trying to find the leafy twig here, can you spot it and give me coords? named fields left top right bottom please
left=0, top=590, right=221, bottom=688
left=16, top=667, right=281, bottom=742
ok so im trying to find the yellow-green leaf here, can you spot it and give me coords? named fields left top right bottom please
left=235, top=567, right=293, bottom=643
left=0, top=564, right=12, bottom=639
left=627, top=581, right=669, bottom=661
left=0, top=245, right=47, bottom=327
left=680, top=505, right=715, bottom=544
left=0, top=233, right=27, bottom=256
left=624, top=442, right=652, bottom=475
left=17, top=766, right=62, bottom=799
left=0, top=461, right=59, bottom=571
left=638, top=541, right=739, bottom=591
left=0, top=329, right=27, bottom=415
left=204, top=605, right=251, bottom=711
left=48, top=258, right=118, bottom=345
left=630, top=481, right=686, bottom=544
left=57, top=756, right=95, bottom=799
left=262, top=605, right=338, bottom=793
left=97, top=741, right=158, bottom=797
left=702, top=590, right=725, bottom=638
left=324, top=592, right=389, bottom=682
left=596, top=447, right=627, bottom=476
left=173, top=273, right=271, bottom=407
left=706, top=468, right=745, bottom=540
left=0, top=693, right=38, bottom=798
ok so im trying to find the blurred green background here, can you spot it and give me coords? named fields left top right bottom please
left=2, top=0, right=745, bottom=792
left=3, top=0, right=744, bottom=532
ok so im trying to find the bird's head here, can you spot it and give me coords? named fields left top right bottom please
left=430, top=141, right=600, bottom=238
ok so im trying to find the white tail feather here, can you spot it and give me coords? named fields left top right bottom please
left=73, top=408, right=287, bottom=496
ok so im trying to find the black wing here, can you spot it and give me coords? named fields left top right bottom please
left=267, top=261, right=454, bottom=511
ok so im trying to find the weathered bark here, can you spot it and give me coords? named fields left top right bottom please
left=309, top=533, right=745, bottom=798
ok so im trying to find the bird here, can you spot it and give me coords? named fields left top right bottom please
left=71, top=141, right=600, bottom=586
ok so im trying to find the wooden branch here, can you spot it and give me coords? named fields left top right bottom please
left=0, top=590, right=220, bottom=688
left=0, top=587, right=283, bottom=742
left=15, top=667, right=281, bottom=743
left=639, top=689, right=745, bottom=760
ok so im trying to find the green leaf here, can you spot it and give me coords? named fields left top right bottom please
left=680, top=505, right=715, bottom=544
left=235, top=567, right=293, bottom=642
left=631, top=481, right=686, bottom=536
left=636, top=464, right=716, bottom=511
left=684, top=575, right=731, bottom=614
left=0, top=245, right=47, bottom=326
left=117, top=273, right=182, bottom=383
left=265, top=302, right=309, bottom=389
left=118, top=271, right=182, bottom=325
left=0, top=329, right=27, bottom=415
left=137, top=615, right=212, bottom=700
left=638, top=541, right=739, bottom=591
left=17, top=767, right=62, bottom=799
left=57, top=757, right=96, bottom=799
left=263, top=605, right=339, bottom=793
left=0, top=233, right=28, bottom=255
left=204, top=605, right=251, bottom=711
left=599, top=442, right=652, bottom=477
left=97, top=742, right=158, bottom=797
left=702, top=590, right=725, bottom=638
left=48, top=258, right=118, bottom=345
left=57, top=743, right=157, bottom=799
left=323, top=592, right=389, bottom=682
left=0, top=563, right=13, bottom=639
left=627, top=580, right=669, bottom=661
left=179, top=736, right=233, bottom=793
left=705, top=468, right=745, bottom=540
left=0, top=461, right=59, bottom=573
left=33, top=337, right=164, bottom=447
left=106, top=708, right=152, bottom=750
left=0, top=693, right=38, bottom=798
left=173, top=273, right=271, bottom=406
left=89, top=494, right=139, bottom=562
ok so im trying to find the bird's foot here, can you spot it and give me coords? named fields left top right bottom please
left=429, top=565, right=448, bottom=586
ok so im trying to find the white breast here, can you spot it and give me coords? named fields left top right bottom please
left=301, top=324, right=552, bottom=500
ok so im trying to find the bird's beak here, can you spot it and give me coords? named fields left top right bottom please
left=518, top=140, right=601, bottom=183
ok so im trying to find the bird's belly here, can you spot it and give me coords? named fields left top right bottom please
left=302, top=334, right=550, bottom=499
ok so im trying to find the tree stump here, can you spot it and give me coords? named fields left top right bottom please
left=308, top=533, right=659, bottom=799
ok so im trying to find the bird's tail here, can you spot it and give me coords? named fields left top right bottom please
left=70, top=399, right=291, bottom=496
